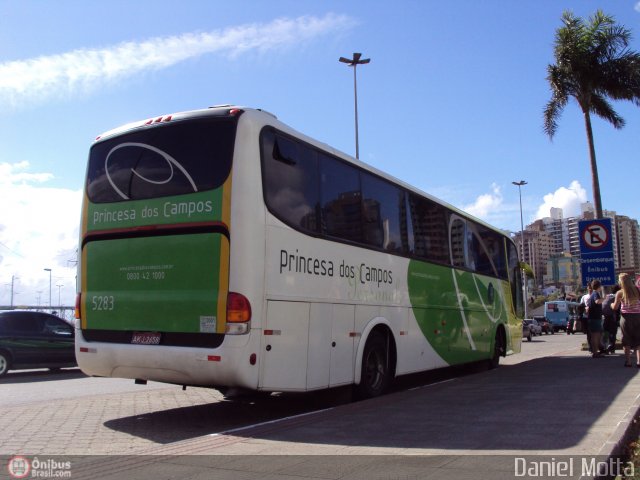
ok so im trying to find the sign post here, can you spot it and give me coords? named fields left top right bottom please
left=578, top=219, right=616, bottom=287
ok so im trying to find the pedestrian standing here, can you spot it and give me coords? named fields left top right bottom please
left=587, top=280, right=605, bottom=358
left=580, top=282, right=593, bottom=350
left=602, top=285, right=621, bottom=354
left=612, top=273, right=640, bottom=367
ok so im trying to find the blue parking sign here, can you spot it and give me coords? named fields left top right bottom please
left=579, top=219, right=615, bottom=286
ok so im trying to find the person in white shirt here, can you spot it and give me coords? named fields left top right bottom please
left=580, top=282, right=593, bottom=350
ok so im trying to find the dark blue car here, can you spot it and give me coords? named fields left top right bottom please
left=0, top=310, right=76, bottom=377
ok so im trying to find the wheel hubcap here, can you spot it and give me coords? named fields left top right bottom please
left=365, top=351, right=384, bottom=389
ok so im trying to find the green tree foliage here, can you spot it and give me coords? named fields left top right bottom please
left=544, top=10, right=640, bottom=219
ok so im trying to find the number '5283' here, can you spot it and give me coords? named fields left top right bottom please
left=91, top=295, right=115, bottom=311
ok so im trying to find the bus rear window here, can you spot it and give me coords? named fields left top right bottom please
left=87, top=118, right=237, bottom=203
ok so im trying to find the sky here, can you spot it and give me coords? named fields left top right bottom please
left=1, top=0, right=640, bottom=307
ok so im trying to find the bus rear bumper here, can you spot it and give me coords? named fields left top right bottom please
left=75, top=330, right=257, bottom=389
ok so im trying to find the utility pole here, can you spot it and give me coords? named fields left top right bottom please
left=339, top=52, right=370, bottom=159
left=44, top=268, right=52, bottom=308
left=10, top=275, right=18, bottom=308
left=512, top=180, right=528, bottom=319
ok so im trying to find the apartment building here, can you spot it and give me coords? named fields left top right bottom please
left=516, top=203, right=638, bottom=288
left=617, top=215, right=640, bottom=274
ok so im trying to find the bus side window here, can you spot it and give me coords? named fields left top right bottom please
left=409, top=194, right=448, bottom=264
left=466, top=223, right=508, bottom=279
left=262, top=131, right=320, bottom=234
left=361, top=173, right=407, bottom=253
left=507, top=241, right=523, bottom=317
left=449, top=217, right=467, bottom=268
left=404, top=194, right=415, bottom=255
left=319, top=154, right=363, bottom=244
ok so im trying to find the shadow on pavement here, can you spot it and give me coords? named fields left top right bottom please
left=103, top=353, right=637, bottom=451
left=0, top=367, right=85, bottom=384
left=104, top=384, right=355, bottom=445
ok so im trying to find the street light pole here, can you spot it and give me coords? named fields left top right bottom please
left=44, top=268, right=52, bottom=308
left=512, top=180, right=528, bottom=320
left=10, top=275, right=18, bottom=308
left=339, top=52, right=370, bottom=159
left=56, top=284, right=63, bottom=306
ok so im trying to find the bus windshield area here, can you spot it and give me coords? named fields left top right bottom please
left=87, top=117, right=237, bottom=203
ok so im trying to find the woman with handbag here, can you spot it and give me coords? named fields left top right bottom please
left=612, top=273, right=640, bottom=367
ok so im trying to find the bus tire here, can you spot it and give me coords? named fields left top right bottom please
left=355, top=331, right=390, bottom=399
left=489, top=328, right=505, bottom=369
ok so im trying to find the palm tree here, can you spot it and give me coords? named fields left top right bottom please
left=543, top=10, right=640, bottom=219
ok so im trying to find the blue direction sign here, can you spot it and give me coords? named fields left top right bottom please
left=579, top=218, right=616, bottom=286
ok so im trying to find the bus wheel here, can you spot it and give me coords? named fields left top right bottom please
left=356, top=331, right=390, bottom=399
left=489, top=329, right=505, bottom=369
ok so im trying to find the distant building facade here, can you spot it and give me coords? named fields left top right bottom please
left=543, top=253, right=582, bottom=290
left=517, top=203, right=639, bottom=289
left=616, top=215, right=640, bottom=275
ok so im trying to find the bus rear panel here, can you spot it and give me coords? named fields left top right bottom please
left=77, top=109, right=244, bottom=386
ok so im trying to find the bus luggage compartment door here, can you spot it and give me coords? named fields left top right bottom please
left=81, top=232, right=229, bottom=340
left=260, top=301, right=310, bottom=391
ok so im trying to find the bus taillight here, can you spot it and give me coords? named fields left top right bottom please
left=75, top=293, right=82, bottom=320
left=226, top=292, right=251, bottom=334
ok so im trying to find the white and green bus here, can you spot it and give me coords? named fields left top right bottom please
left=76, top=105, right=523, bottom=398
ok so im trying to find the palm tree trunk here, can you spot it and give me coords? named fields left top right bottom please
left=583, top=110, right=603, bottom=219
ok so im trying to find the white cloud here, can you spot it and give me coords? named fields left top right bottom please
left=0, top=162, right=81, bottom=307
left=463, top=183, right=505, bottom=220
left=635, top=1, right=640, bottom=13
left=535, top=180, right=588, bottom=219
left=0, top=13, right=356, bottom=107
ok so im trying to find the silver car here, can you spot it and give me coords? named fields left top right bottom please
left=523, top=321, right=532, bottom=342
left=523, top=319, right=541, bottom=338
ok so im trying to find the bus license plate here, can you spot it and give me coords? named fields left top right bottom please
left=131, top=332, right=161, bottom=345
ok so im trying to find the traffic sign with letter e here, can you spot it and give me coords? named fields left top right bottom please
left=579, top=219, right=615, bottom=286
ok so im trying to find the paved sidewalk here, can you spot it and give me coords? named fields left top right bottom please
left=55, top=339, right=640, bottom=479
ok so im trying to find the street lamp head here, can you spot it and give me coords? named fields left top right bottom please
left=44, top=268, right=51, bottom=272
left=512, top=180, right=527, bottom=187
left=339, top=53, right=370, bottom=66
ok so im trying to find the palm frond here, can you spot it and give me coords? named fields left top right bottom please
left=599, top=53, right=640, bottom=105
left=590, top=94, right=625, bottom=129
left=543, top=96, right=568, bottom=139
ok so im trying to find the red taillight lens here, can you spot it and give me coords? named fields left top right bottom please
left=75, top=293, right=82, bottom=320
left=227, top=292, right=251, bottom=323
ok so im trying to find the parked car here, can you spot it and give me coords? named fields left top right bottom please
left=533, top=315, right=554, bottom=335
left=529, top=319, right=543, bottom=336
left=523, top=321, right=533, bottom=342
left=523, top=319, right=542, bottom=337
left=0, top=310, right=76, bottom=377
